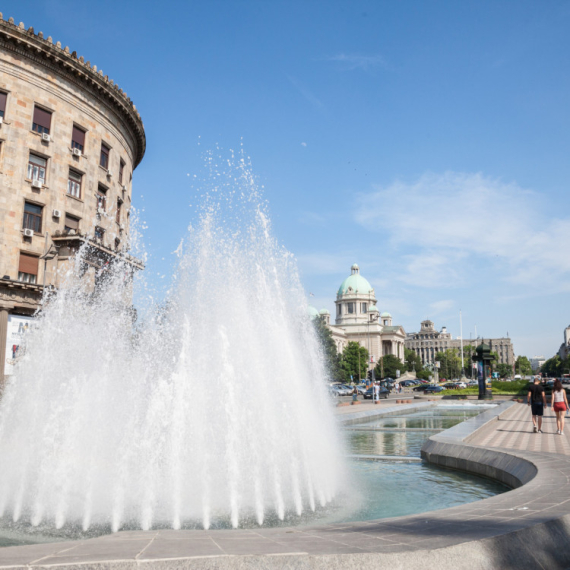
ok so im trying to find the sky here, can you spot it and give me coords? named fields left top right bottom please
left=5, top=0, right=570, bottom=358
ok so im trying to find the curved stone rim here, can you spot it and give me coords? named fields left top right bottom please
left=1, top=402, right=570, bottom=568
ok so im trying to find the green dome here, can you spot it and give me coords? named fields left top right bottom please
left=380, top=312, right=392, bottom=318
left=319, top=308, right=330, bottom=315
left=368, top=305, right=379, bottom=312
left=337, top=274, right=374, bottom=296
left=307, top=305, right=320, bottom=319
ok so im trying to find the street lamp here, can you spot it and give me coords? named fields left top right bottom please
left=40, top=233, right=58, bottom=293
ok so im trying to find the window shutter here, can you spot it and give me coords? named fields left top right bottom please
left=0, top=92, right=6, bottom=114
left=33, top=107, right=52, bottom=130
left=64, top=214, right=79, bottom=230
left=72, top=125, right=85, bottom=146
left=19, top=253, right=39, bottom=275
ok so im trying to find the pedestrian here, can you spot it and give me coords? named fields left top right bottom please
left=527, top=376, right=546, bottom=433
left=551, top=380, right=568, bottom=435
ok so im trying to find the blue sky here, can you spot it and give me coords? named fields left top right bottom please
left=6, top=0, right=570, bottom=358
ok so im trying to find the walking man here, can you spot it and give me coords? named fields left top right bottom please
left=528, top=376, right=546, bottom=433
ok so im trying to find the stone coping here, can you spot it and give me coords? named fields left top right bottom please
left=2, top=402, right=570, bottom=568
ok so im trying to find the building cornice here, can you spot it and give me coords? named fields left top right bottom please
left=0, top=15, right=146, bottom=168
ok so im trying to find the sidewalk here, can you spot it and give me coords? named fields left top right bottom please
left=470, top=402, right=570, bottom=456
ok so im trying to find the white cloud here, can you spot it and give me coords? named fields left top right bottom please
left=429, top=299, right=456, bottom=315
left=355, top=171, right=570, bottom=290
left=301, top=142, right=307, bottom=147
left=326, top=53, right=388, bottom=71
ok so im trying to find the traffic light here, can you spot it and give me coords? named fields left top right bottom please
left=367, top=370, right=373, bottom=381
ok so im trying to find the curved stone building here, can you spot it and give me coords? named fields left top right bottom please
left=0, top=15, right=146, bottom=384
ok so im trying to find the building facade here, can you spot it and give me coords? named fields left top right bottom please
left=558, top=325, right=570, bottom=361
left=405, top=319, right=515, bottom=367
left=530, top=356, right=546, bottom=372
left=312, top=264, right=406, bottom=369
left=0, top=16, right=146, bottom=386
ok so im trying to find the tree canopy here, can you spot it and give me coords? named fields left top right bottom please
left=312, top=317, right=344, bottom=382
left=515, top=355, right=533, bottom=376
left=340, top=341, right=369, bottom=382
left=375, top=354, right=404, bottom=379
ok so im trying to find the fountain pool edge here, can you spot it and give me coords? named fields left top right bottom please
left=2, top=402, right=570, bottom=569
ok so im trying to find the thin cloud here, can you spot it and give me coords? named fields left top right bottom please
left=354, top=171, right=570, bottom=291
left=287, top=75, right=323, bottom=110
left=325, top=53, right=388, bottom=71
left=429, top=299, right=456, bottom=315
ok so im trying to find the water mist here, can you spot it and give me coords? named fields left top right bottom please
left=0, top=152, right=346, bottom=534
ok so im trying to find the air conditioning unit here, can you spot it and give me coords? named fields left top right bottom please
left=41, top=133, right=51, bottom=142
left=23, top=228, right=34, bottom=237
left=119, top=223, right=125, bottom=231
left=31, top=179, right=42, bottom=189
left=53, top=209, right=61, bottom=218
left=0, top=116, right=3, bottom=125
left=72, top=148, right=82, bottom=157
left=107, top=171, right=113, bottom=177
left=121, top=184, right=127, bottom=191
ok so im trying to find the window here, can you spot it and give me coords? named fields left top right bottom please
left=32, top=106, right=52, bottom=135
left=347, top=302, right=355, bottom=314
left=115, top=238, right=120, bottom=250
left=94, top=226, right=105, bottom=241
left=64, top=213, right=80, bottom=233
left=361, top=303, right=368, bottom=313
left=97, top=185, right=107, bottom=211
left=100, top=143, right=110, bottom=169
left=67, top=169, right=82, bottom=199
left=116, top=199, right=122, bottom=224
left=119, top=160, right=125, bottom=184
left=27, top=153, right=47, bottom=183
left=71, top=125, right=86, bottom=152
left=23, top=202, right=42, bottom=233
left=18, top=252, right=39, bottom=284
left=337, top=304, right=341, bottom=316
left=0, top=92, right=6, bottom=119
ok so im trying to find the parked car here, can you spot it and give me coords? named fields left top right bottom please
left=423, top=385, right=447, bottom=394
left=413, top=384, right=429, bottom=392
left=363, top=386, right=389, bottom=400
left=355, top=384, right=368, bottom=395
left=329, top=386, right=343, bottom=398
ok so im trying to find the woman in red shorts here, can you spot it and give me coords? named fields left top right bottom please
left=551, top=380, right=569, bottom=435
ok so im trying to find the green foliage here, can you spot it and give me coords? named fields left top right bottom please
left=374, top=354, right=404, bottom=379
left=340, top=342, right=369, bottom=382
left=495, top=363, right=512, bottom=379
left=541, top=354, right=570, bottom=378
left=313, top=317, right=344, bottom=382
left=515, top=356, right=533, bottom=376
left=435, top=348, right=462, bottom=379
left=404, top=348, right=422, bottom=373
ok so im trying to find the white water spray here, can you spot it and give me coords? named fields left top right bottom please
left=0, top=154, right=345, bottom=532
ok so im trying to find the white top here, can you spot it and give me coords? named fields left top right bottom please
left=553, top=390, right=565, bottom=403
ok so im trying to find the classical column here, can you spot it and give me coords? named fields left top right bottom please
left=0, top=307, right=10, bottom=391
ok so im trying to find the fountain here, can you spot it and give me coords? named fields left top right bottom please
left=0, top=153, right=346, bottom=534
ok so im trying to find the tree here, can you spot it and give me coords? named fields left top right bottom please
left=435, top=348, right=462, bottom=380
left=495, top=363, right=512, bottom=379
left=375, top=354, right=404, bottom=379
left=404, top=348, right=422, bottom=373
left=403, top=348, right=431, bottom=380
left=515, top=356, right=533, bottom=376
left=313, top=317, right=344, bottom=382
left=340, top=342, right=369, bottom=382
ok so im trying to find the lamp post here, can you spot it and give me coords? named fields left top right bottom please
left=40, top=232, right=58, bottom=297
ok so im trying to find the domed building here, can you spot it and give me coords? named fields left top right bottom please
left=311, top=264, right=406, bottom=370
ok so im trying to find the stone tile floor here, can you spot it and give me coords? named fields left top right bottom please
left=471, top=402, right=570, bottom=455
left=0, top=403, right=569, bottom=567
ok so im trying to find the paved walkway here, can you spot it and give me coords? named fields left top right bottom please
left=472, top=402, right=570, bottom=455
left=1, top=402, right=570, bottom=568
